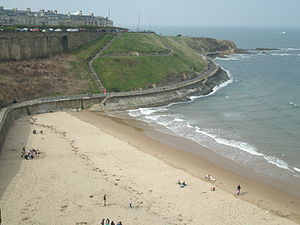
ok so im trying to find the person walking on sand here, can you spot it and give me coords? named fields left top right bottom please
left=101, top=218, right=105, bottom=225
left=236, top=184, right=241, bottom=196
left=105, top=218, right=110, bottom=225
left=103, top=194, right=107, bottom=206
left=129, top=199, right=133, bottom=208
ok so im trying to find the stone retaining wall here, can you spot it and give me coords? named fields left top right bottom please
left=0, top=31, right=105, bottom=61
left=98, top=58, right=228, bottom=111
left=0, top=94, right=105, bottom=153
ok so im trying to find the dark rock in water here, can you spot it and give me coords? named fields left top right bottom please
left=254, top=48, right=281, bottom=51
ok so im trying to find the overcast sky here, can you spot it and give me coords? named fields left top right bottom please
left=1, top=0, right=300, bottom=28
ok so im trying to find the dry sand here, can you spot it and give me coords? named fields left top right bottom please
left=0, top=111, right=299, bottom=225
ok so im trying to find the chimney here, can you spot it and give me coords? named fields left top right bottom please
left=26, top=8, right=31, bottom=12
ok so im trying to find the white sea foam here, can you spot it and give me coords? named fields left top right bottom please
left=280, top=47, right=300, bottom=51
left=294, top=167, right=300, bottom=172
left=263, top=156, right=292, bottom=171
left=128, top=107, right=167, bottom=117
left=194, top=128, right=263, bottom=156
left=271, top=53, right=293, bottom=56
left=190, top=67, right=233, bottom=101
left=174, top=118, right=184, bottom=122
left=216, top=57, right=240, bottom=61
left=288, top=101, right=298, bottom=107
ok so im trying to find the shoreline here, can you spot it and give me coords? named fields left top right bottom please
left=0, top=110, right=299, bottom=224
left=71, top=110, right=300, bottom=223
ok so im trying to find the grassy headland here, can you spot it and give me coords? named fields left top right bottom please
left=0, top=32, right=236, bottom=107
left=93, top=33, right=209, bottom=91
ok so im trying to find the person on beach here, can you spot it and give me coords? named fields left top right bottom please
left=105, top=218, right=110, bottom=225
left=111, top=221, right=115, bottom=225
left=117, top=222, right=122, bottom=225
left=103, top=194, right=107, bottom=206
left=236, top=184, right=241, bottom=196
left=129, top=199, right=133, bottom=208
left=21, top=147, right=26, bottom=157
left=0, top=208, right=2, bottom=225
left=101, top=218, right=105, bottom=225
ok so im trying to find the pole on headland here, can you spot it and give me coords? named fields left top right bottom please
left=137, top=12, right=140, bottom=31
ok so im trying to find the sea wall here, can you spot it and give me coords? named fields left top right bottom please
left=97, top=58, right=229, bottom=111
left=0, top=31, right=105, bottom=61
left=0, top=58, right=228, bottom=153
left=0, top=94, right=105, bottom=153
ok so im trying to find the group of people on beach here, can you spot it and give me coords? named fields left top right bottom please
left=205, top=174, right=216, bottom=182
left=21, top=147, right=40, bottom=160
left=177, top=180, right=187, bottom=188
left=101, top=218, right=122, bottom=225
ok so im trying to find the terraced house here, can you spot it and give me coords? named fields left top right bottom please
left=0, top=6, right=113, bottom=27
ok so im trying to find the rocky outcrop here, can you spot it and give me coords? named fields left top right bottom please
left=181, top=37, right=238, bottom=55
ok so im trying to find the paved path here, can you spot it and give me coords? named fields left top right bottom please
left=88, top=34, right=120, bottom=91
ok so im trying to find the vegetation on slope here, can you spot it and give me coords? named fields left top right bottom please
left=0, top=31, right=236, bottom=107
left=0, top=34, right=113, bottom=107
left=102, top=33, right=167, bottom=54
left=0, top=55, right=87, bottom=107
left=93, top=34, right=208, bottom=92
left=70, top=33, right=114, bottom=92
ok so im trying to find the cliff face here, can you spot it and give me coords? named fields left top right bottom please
left=180, top=37, right=238, bottom=55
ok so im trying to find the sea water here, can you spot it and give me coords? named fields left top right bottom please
left=127, top=26, right=300, bottom=192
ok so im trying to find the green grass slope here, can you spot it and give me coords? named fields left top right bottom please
left=93, top=33, right=208, bottom=92
left=102, top=33, right=167, bottom=54
left=70, top=33, right=114, bottom=93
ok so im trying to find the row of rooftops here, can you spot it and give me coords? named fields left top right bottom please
left=0, top=6, right=108, bottom=20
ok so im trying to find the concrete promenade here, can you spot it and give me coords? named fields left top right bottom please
left=0, top=57, right=223, bottom=152
left=0, top=93, right=106, bottom=153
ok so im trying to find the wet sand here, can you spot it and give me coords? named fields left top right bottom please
left=0, top=110, right=299, bottom=224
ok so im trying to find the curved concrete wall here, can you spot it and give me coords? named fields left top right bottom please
left=0, top=94, right=105, bottom=153
left=0, top=31, right=105, bottom=61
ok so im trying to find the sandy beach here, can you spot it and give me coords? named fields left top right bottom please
left=0, top=110, right=299, bottom=225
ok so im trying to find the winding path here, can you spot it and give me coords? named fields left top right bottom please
left=88, top=33, right=120, bottom=91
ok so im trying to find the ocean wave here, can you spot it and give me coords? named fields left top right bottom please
left=129, top=104, right=295, bottom=174
left=263, top=156, right=292, bottom=171
left=128, top=107, right=167, bottom=117
left=216, top=54, right=253, bottom=61
left=194, top=128, right=263, bottom=156
left=215, top=57, right=240, bottom=61
left=190, top=67, right=233, bottom=101
left=271, top=53, right=293, bottom=56
left=174, top=118, right=184, bottom=122
left=280, top=47, right=300, bottom=51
